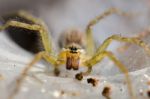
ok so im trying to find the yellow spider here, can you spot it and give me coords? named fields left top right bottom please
left=0, top=8, right=150, bottom=99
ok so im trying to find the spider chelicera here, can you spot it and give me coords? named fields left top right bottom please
left=0, top=8, right=150, bottom=99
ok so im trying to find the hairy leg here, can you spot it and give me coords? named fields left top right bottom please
left=81, top=34, right=150, bottom=76
left=17, top=10, right=42, bottom=24
left=0, top=20, right=52, bottom=53
left=85, top=8, right=129, bottom=55
left=8, top=51, right=58, bottom=99
left=117, top=30, right=150, bottom=52
left=83, top=51, right=135, bottom=99
left=96, top=34, right=150, bottom=55
left=81, top=34, right=150, bottom=99
left=16, top=10, right=54, bottom=53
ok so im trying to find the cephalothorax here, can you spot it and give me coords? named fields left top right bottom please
left=1, top=8, right=150, bottom=99
left=58, top=30, right=87, bottom=71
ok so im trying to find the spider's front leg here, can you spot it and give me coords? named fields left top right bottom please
left=0, top=12, right=60, bottom=74
left=16, top=10, right=43, bottom=24
left=0, top=17, right=52, bottom=53
left=86, top=8, right=130, bottom=55
left=8, top=51, right=59, bottom=99
left=80, top=34, right=150, bottom=99
left=0, top=12, right=61, bottom=99
left=96, top=34, right=150, bottom=55
left=117, top=30, right=150, bottom=52
left=82, top=50, right=135, bottom=99
left=81, top=34, right=150, bottom=76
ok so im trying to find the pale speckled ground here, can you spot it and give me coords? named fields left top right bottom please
left=0, top=0, right=150, bottom=99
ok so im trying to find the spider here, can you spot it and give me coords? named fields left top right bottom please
left=0, top=8, right=150, bottom=99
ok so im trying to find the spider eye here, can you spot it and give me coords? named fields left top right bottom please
left=69, top=47, right=78, bottom=53
left=69, top=47, right=76, bottom=50
left=74, top=47, right=77, bottom=51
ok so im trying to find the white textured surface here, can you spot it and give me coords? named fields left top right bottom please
left=0, top=0, right=150, bottom=99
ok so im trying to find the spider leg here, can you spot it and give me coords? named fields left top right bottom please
left=96, top=34, right=150, bottom=55
left=83, top=51, right=135, bottom=99
left=118, top=30, right=150, bottom=52
left=0, top=20, right=52, bottom=53
left=82, top=34, right=150, bottom=75
left=8, top=51, right=59, bottom=99
left=7, top=10, right=53, bottom=52
left=81, top=34, right=150, bottom=99
left=16, top=10, right=42, bottom=24
left=85, top=8, right=129, bottom=55
left=16, top=10, right=49, bottom=30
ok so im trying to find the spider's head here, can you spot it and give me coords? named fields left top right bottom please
left=58, top=28, right=85, bottom=70
left=65, top=43, right=84, bottom=70
left=69, top=44, right=79, bottom=53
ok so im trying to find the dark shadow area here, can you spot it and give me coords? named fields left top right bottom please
left=1, top=12, right=44, bottom=53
